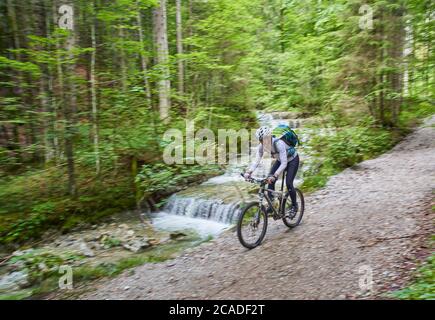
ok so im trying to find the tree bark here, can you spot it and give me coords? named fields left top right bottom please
left=53, top=0, right=65, bottom=161
left=153, top=0, right=171, bottom=122
left=6, top=0, right=23, bottom=163
left=118, top=26, right=128, bottom=93
left=91, top=0, right=101, bottom=175
left=176, top=0, right=185, bottom=95
left=57, top=0, right=77, bottom=197
left=136, top=3, right=152, bottom=104
left=378, top=9, right=385, bottom=126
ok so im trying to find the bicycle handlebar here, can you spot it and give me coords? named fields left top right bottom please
left=240, top=173, right=267, bottom=185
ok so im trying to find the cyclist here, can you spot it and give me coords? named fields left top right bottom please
left=244, top=126, right=300, bottom=215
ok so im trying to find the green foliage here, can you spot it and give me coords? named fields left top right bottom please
left=3, top=213, right=48, bottom=243
left=8, top=250, right=84, bottom=285
left=326, top=127, right=393, bottom=169
left=0, top=56, right=41, bottom=78
left=137, top=163, right=222, bottom=197
left=0, top=166, right=136, bottom=245
left=102, top=236, right=122, bottom=248
left=391, top=254, right=435, bottom=300
left=301, top=162, right=337, bottom=192
left=0, top=230, right=202, bottom=299
left=390, top=208, right=435, bottom=300
left=0, top=289, right=34, bottom=300
left=399, top=101, right=435, bottom=128
left=301, top=118, right=394, bottom=192
left=74, top=255, right=168, bottom=280
left=0, top=153, right=223, bottom=245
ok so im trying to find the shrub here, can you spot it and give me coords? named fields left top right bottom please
left=301, top=121, right=393, bottom=191
left=391, top=255, right=435, bottom=300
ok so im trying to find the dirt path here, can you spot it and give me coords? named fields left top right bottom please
left=80, top=117, right=435, bottom=300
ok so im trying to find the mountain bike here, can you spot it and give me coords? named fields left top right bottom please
left=237, top=171, right=305, bottom=249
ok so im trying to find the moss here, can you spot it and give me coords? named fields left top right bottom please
left=2, top=232, right=203, bottom=299
left=73, top=254, right=169, bottom=281
left=70, top=235, right=201, bottom=283
left=0, top=289, right=34, bottom=300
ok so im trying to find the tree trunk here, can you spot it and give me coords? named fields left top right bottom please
left=6, top=0, right=23, bottom=163
left=118, top=26, right=128, bottom=93
left=136, top=3, right=152, bottom=104
left=58, top=0, right=77, bottom=197
left=378, top=9, right=385, bottom=126
left=388, top=6, right=405, bottom=127
left=153, top=0, right=171, bottom=122
left=53, top=0, right=65, bottom=161
left=91, top=0, right=101, bottom=175
left=424, top=9, right=431, bottom=97
left=279, top=6, right=285, bottom=53
left=39, top=73, right=52, bottom=164
left=176, top=0, right=185, bottom=95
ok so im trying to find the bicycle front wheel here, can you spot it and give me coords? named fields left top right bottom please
left=237, top=202, right=268, bottom=249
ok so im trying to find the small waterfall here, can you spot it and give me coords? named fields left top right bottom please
left=164, top=195, right=241, bottom=224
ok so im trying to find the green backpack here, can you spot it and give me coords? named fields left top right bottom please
left=272, top=124, right=301, bottom=157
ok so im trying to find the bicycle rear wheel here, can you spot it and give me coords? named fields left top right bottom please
left=282, top=188, right=305, bottom=228
left=237, top=202, right=268, bottom=249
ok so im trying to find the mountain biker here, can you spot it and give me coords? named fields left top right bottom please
left=244, top=126, right=300, bottom=216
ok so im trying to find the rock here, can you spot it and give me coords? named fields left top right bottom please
left=170, top=232, right=187, bottom=240
left=119, top=224, right=129, bottom=229
left=159, top=235, right=171, bottom=244
left=148, top=238, right=160, bottom=246
left=99, top=231, right=110, bottom=238
left=124, top=286, right=130, bottom=291
left=53, top=240, right=62, bottom=247
left=7, top=262, right=24, bottom=272
left=99, top=234, right=109, bottom=244
left=38, top=262, right=48, bottom=272
left=12, top=249, right=34, bottom=257
left=84, top=234, right=98, bottom=242
left=0, top=271, right=29, bottom=293
left=122, top=239, right=151, bottom=253
left=126, top=230, right=135, bottom=237
left=79, top=242, right=95, bottom=257
left=87, top=242, right=101, bottom=251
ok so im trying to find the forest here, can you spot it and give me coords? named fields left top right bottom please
left=0, top=0, right=433, bottom=247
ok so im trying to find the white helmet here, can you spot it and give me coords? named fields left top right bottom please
left=255, top=126, right=272, bottom=141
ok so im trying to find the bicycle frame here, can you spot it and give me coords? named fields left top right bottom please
left=257, top=169, right=288, bottom=218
